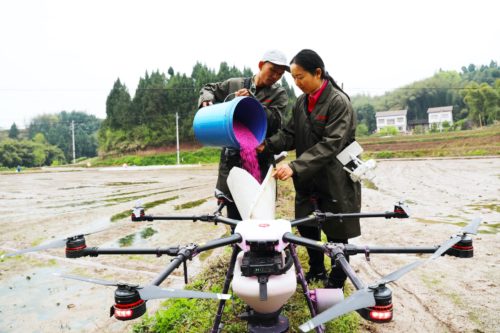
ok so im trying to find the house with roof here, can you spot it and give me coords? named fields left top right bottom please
left=427, top=106, right=453, bottom=130
left=375, top=110, right=407, bottom=133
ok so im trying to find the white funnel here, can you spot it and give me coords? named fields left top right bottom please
left=227, top=166, right=276, bottom=220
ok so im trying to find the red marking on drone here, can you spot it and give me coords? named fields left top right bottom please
left=258, top=223, right=270, bottom=228
left=66, top=245, right=87, bottom=251
left=452, top=244, right=473, bottom=250
left=115, top=299, right=144, bottom=309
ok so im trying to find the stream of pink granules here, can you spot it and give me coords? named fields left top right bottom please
left=233, top=120, right=261, bottom=183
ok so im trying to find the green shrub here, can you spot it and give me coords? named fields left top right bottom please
left=378, top=126, right=399, bottom=136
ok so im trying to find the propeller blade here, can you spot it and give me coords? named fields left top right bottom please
left=138, top=285, right=231, bottom=301
left=81, top=227, right=109, bottom=237
left=2, top=226, right=109, bottom=259
left=2, top=238, right=67, bottom=258
left=299, top=289, right=375, bottom=332
left=430, top=235, right=462, bottom=260
left=55, top=273, right=119, bottom=287
left=375, top=260, right=425, bottom=286
left=461, top=217, right=481, bottom=235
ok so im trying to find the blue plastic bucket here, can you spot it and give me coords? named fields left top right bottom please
left=193, top=96, right=267, bottom=148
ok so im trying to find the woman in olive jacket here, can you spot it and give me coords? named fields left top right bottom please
left=259, top=49, right=361, bottom=288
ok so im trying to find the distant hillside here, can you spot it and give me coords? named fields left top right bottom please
left=359, top=124, right=500, bottom=159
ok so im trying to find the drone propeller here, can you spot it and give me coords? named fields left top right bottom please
left=299, top=260, right=424, bottom=332
left=300, top=218, right=482, bottom=331
left=430, top=217, right=481, bottom=260
left=1, top=227, right=108, bottom=258
left=55, top=273, right=231, bottom=300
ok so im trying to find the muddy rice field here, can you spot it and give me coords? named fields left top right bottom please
left=0, top=158, right=499, bottom=333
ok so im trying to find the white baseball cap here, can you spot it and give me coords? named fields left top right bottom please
left=261, top=50, right=290, bottom=71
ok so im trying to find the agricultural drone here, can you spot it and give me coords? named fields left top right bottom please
left=3, top=166, right=480, bottom=333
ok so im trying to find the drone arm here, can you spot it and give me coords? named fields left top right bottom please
left=283, top=233, right=368, bottom=290
left=343, top=244, right=439, bottom=256
left=136, top=214, right=239, bottom=227
left=322, top=211, right=407, bottom=220
left=149, top=234, right=241, bottom=286
left=78, top=246, right=181, bottom=257
left=140, top=215, right=208, bottom=222
left=213, top=216, right=239, bottom=227
left=283, top=232, right=325, bottom=251
left=195, top=233, right=242, bottom=253
left=326, top=244, right=366, bottom=290
left=290, top=209, right=409, bottom=227
left=151, top=245, right=197, bottom=286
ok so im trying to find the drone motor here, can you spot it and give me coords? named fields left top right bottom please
left=65, top=236, right=87, bottom=258
left=446, top=235, right=474, bottom=258
left=358, top=286, right=393, bottom=323
left=111, top=285, right=146, bottom=321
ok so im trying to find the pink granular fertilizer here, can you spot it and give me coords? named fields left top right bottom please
left=233, top=120, right=261, bottom=183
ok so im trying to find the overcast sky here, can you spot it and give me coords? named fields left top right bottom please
left=0, top=0, right=498, bottom=129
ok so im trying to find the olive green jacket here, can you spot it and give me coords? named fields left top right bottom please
left=198, top=77, right=288, bottom=195
left=266, top=81, right=361, bottom=238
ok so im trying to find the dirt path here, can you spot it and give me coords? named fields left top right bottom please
left=0, top=158, right=498, bottom=333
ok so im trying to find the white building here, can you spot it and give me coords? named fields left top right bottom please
left=375, top=110, right=407, bottom=133
left=427, top=106, right=453, bottom=130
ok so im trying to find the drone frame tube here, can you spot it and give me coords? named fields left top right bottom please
left=140, top=214, right=239, bottom=227
left=150, top=234, right=242, bottom=287
left=212, top=245, right=240, bottom=333
left=290, top=211, right=407, bottom=228
left=344, top=244, right=439, bottom=255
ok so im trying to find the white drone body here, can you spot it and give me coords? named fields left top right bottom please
left=336, top=141, right=376, bottom=182
left=228, top=167, right=343, bottom=314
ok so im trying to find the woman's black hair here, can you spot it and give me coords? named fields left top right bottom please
left=290, top=49, right=350, bottom=100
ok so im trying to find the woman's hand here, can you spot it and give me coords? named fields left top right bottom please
left=256, top=143, right=266, bottom=153
left=272, top=164, right=294, bottom=180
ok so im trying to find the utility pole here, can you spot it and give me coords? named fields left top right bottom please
left=71, top=120, right=76, bottom=164
left=176, top=112, right=180, bottom=165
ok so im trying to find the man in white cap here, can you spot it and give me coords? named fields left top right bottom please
left=198, top=50, right=289, bottom=221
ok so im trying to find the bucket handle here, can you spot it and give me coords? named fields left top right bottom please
left=223, top=89, right=257, bottom=103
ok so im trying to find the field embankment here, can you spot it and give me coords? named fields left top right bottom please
left=359, top=124, right=499, bottom=159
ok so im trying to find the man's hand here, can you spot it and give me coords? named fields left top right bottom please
left=272, top=164, right=294, bottom=181
left=201, top=101, right=213, bottom=107
left=235, top=88, right=251, bottom=97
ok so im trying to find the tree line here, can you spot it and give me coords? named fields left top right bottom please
left=1, top=60, right=497, bottom=168
left=1, top=111, right=100, bottom=168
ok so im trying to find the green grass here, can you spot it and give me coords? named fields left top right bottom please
left=174, top=198, right=210, bottom=210
left=92, top=147, right=220, bottom=167
left=467, top=203, right=500, bottom=213
left=140, top=227, right=157, bottom=239
left=119, top=234, right=135, bottom=247
left=361, top=179, right=378, bottom=190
